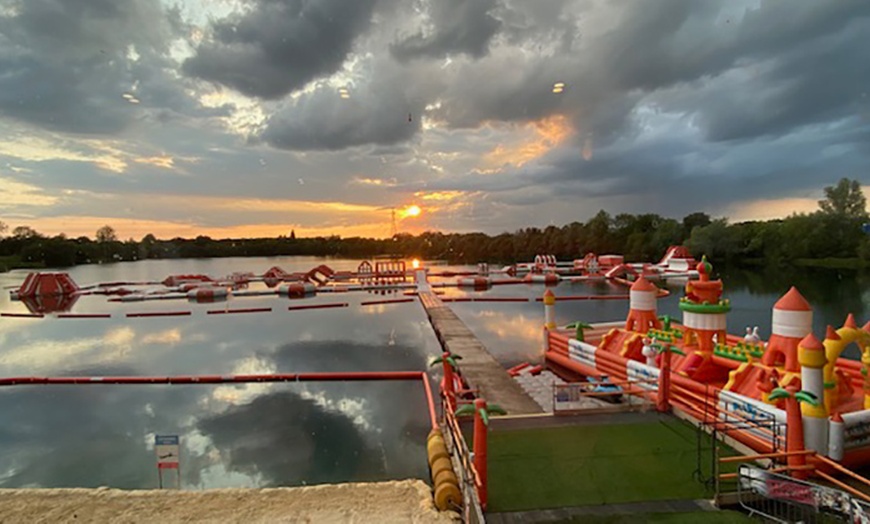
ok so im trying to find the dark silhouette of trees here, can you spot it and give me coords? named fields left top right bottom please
left=1, top=179, right=867, bottom=271
left=819, top=178, right=868, bottom=219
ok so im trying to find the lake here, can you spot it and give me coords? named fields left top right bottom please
left=0, top=257, right=867, bottom=489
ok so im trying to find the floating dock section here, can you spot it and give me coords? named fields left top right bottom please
left=416, top=279, right=541, bottom=414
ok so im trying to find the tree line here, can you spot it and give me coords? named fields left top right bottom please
left=1, top=178, right=867, bottom=271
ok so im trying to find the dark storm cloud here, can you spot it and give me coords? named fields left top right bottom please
left=696, top=22, right=870, bottom=142
left=390, top=0, right=502, bottom=61
left=497, top=0, right=580, bottom=48
left=0, top=0, right=227, bottom=135
left=414, top=117, right=870, bottom=218
left=389, top=0, right=870, bottom=226
left=183, top=0, right=379, bottom=100
left=258, top=79, right=423, bottom=151
left=430, top=0, right=870, bottom=141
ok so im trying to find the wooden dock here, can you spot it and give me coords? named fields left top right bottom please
left=418, top=291, right=542, bottom=415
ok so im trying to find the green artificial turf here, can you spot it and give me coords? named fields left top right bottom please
left=544, top=510, right=753, bottom=523
left=487, top=418, right=737, bottom=511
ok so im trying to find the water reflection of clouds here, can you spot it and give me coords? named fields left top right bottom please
left=0, top=259, right=444, bottom=489
left=468, top=309, right=543, bottom=363
left=0, top=326, right=139, bottom=372
left=196, top=391, right=385, bottom=487
left=211, top=356, right=278, bottom=406
left=141, top=328, right=183, bottom=346
left=0, top=338, right=435, bottom=489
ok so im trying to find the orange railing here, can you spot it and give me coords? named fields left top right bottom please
left=442, top=395, right=484, bottom=504
left=815, top=455, right=870, bottom=503
left=721, top=451, right=870, bottom=504
left=669, top=380, right=786, bottom=451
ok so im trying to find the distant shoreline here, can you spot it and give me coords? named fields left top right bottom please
left=3, top=252, right=868, bottom=274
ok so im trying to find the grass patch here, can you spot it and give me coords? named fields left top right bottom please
left=544, top=510, right=752, bottom=523
left=488, top=418, right=736, bottom=512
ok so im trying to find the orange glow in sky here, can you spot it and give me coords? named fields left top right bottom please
left=483, top=114, right=573, bottom=168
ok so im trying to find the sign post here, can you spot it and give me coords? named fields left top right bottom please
left=155, top=435, right=180, bottom=489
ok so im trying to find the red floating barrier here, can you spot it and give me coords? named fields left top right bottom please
left=0, top=371, right=428, bottom=387
left=533, top=294, right=630, bottom=302
left=507, top=362, right=531, bottom=376
left=163, top=274, right=212, bottom=287
left=287, top=302, right=348, bottom=311
left=126, top=311, right=192, bottom=318
left=440, top=297, right=472, bottom=303
left=207, top=307, right=272, bottom=315
left=360, top=298, right=415, bottom=306
left=472, top=297, right=529, bottom=303
left=527, top=365, right=544, bottom=376
left=0, top=312, right=44, bottom=318
left=57, top=313, right=111, bottom=319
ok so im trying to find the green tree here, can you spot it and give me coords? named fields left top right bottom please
left=12, top=225, right=38, bottom=239
left=819, top=178, right=868, bottom=219
left=682, top=212, right=712, bottom=238
left=687, top=219, right=736, bottom=261
left=96, top=225, right=117, bottom=243
left=586, top=210, right=612, bottom=253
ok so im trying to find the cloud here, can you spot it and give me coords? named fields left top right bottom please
left=2, top=0, right=870, bottom=235
left=259, top=82, right=421, bottom=151
left=390, top=0, right=502, bottom=61
left=0, top=175, right=57, bottom=208
left=183, top=0, right=379, bottom=99
left=408, top=102, right=870, bottom=224
left=0, top=0, right=226, bottom=135
left=256, top=53, right=442, bottom=151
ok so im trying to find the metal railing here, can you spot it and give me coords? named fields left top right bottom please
left=737, top=464, right=869, bottom=523
left=442, top=395, right=486, bottom=524
left=552, top=378, right=656, bottom=413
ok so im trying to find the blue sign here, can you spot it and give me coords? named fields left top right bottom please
left=862, top=223, right=870, bottom=235
left=155, top=435, right=179, bottom=446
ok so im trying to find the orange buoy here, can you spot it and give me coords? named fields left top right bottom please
left=433, top=481, right=462, bottom=511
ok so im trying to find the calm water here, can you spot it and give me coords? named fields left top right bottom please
left=0, top=257, right=868, bottom=488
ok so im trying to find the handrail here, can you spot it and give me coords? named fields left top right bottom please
left=670, top=382, right=785, bottom=444
left=669, top=392, right=780, bottom=453
left=721, top=449, right=870, bottom=504
left=443, top=403, right=481, bottom=493
left=719, top=464, right=815, bottom=480
left=816, top=470, right=870, bottom=503
left=815, top=454, right=870, bottom=492
left=720, top=450, right=815, bottom=463
left=420, top=373, right=438, bottom=431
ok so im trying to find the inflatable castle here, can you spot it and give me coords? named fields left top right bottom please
left=545, top=257, right=870, bottom=467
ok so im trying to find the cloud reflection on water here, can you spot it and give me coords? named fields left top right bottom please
left=0, top=277, right=439, bottom=489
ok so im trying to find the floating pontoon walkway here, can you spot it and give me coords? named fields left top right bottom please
left=415, top=272, right=542, bottom=414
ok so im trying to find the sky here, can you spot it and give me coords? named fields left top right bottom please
left=0, top=0, right=868, bottom=240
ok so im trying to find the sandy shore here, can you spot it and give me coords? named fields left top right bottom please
left=0, top=480, right=459, bottom=524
